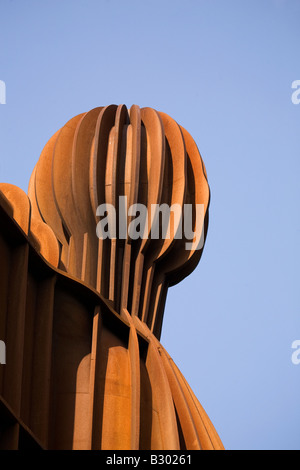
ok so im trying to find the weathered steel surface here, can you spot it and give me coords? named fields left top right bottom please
left=0, top=105, right=223, bottom=450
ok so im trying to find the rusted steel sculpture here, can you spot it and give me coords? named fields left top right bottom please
left=0, top=104, right=224, bottom=450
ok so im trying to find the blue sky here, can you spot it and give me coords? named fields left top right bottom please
left=1, top=0, right=300, bottom=450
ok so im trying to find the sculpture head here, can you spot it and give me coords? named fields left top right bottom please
left=28, top=104, right=210, bottom=337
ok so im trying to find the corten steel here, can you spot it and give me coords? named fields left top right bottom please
left=0, top=104, right=224, bottom=450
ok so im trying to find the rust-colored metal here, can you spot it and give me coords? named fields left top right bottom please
left=0, top=104, right=224, bottom=450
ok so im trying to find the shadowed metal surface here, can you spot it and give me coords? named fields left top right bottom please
left=0, top=104, right=223, bottom=450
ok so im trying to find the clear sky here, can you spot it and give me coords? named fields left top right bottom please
left=1, top=0, right=299, bottom=450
